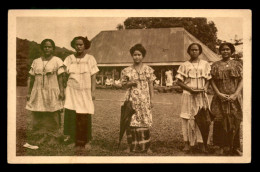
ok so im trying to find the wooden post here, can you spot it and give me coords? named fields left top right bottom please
left=112, top=68, right=115, bottom=81
left=101, top=69, right=104, bottom=85
left=172, top=67, right=174, bottom=85
left=160, top=68, right=163, bottom=86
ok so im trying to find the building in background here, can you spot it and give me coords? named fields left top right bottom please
left=87, top=27, right=221, bottom=86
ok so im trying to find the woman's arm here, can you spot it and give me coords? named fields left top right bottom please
left=27, top=75, right=35, bottom=101
left=228, top=78, right=243, bottom=102
left=148, top=81, right=154, bottom=108
left=203, top=80, right=210, bottom=93
left=121, top=76, right=137, bottom=89
left=210, top=79, right=229, bottom=101
left=91, top=74, right=97, bottom=100
left=62, top=72, right=68, bottom=88
left=177, top=79, right=202, bottom=94
left=124, top=81, right=137, bottom=88
left=58, top=74, right=65, bottom=100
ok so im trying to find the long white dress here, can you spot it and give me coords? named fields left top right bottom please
left=175, top=59, right=212, bottom=146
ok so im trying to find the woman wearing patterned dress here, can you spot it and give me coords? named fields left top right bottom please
left=210, top=42, right=243, bottom=155
left=175, top=43, right=212, bottom=153
left=25, top=39, right=65, bottom=149
left=120, top=44, right=156, bottom=153
left=63, top=36, right=99, bottom=149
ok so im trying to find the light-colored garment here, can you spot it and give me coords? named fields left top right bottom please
left=105, top=78, right=114, bottom=86
left=63, top=54, right=99, bottom=114
left=175, top=60, right=211, bottom=119
left=26, top=56, right=64, bottom=112
left=121, top=64, right=156, bottom=127
left=176, top=59, right=211, bottom=146
left=155, top=80, right=160, bottom=85
left=165, top=70, right=173, bottom=86
left=114, top=80, right=121, bottom=85
left=181, top=118, right=203, bottom=146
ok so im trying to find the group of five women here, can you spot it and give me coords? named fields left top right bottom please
left=24, top=36, right=243, bottom=155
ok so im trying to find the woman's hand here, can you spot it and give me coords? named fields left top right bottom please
left=217, top=92, right=229, bottom=101
left=58, top=91, right=65, bottom=101
left=91, top=91, right=96, bottom=100
left=202, top=86, right=208, bottom=93
left=228, top=93, right=238, bottom=102
left=127, top=81, right=137, bottom=88
left=150, top=100, right=154, bottom=108
left=190, top=88, right=204, bottom=94
left=26, top=94, right=30, bottom=101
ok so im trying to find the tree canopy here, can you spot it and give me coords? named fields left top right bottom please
left=122, top=17, right=218, bottom=53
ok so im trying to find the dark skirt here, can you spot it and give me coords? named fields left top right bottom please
left=211, top=96, right=242, bottom=149
left=64, top=109, right=92, bottom=146
left=126, top=127, right=151, bottom=152
left=213, top=119, right=241, bottom=149
left=28, top=111, right=62, bottom=145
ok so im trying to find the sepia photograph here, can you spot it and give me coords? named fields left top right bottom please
left=8, top=9, right=251, bottom=163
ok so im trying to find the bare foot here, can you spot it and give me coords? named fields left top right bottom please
left=233, top=149, right=243, bottom=156
left=183, top=143, right=190, bottom=152
left=146, top=148, right=153, bottom=154
left=198, top=143, right=208, bottom=153
left=124, top=147, right=131, bottom=153
left=216, top=148, right=224, bottom=155
left=84, top=143, right=91, bottom=150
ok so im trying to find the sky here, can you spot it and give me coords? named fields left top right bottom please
left=16, top=17, right=243, bottom=51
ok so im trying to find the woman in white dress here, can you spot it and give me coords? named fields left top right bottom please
left=175, top=43, right=211, bottom=153
left=63, top=36, right=99, bottom=149
left=25, top=39, right=65, bottom=149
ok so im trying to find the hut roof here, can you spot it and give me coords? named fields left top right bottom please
left=87, top=27, right=221, bottom=66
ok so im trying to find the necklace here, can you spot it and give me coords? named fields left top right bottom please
left=222, top=59, right=230, bottom=67
left=190, top=59, right=200, bottom=74
left=42, top=57, right=51, bottom=87
left=76, top=57, right=82, bottom=64
left=133, top=63, right=143, bottom=74
left=190, top=59, right=200, bottom=89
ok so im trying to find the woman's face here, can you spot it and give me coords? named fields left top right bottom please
left=74, top=39, right=85, bottom=53
left=132, top=50, right=143, bottom=64
left=43, top=41, right=54, bottom=56
left=220, top=45, right=232, bottom=59
left=189, top=45, right=200, bottom=59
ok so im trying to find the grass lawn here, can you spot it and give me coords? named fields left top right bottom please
left=16, top=86, right=223, bottom=156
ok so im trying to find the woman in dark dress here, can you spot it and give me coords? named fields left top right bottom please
left=210, top=42, right=243, bottom=155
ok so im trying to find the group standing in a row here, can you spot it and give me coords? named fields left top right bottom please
left=25, top=36, right=243, bottom=155
left=25, top=36, right=98, bottom=150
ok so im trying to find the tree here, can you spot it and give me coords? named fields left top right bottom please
left=123, top=17, right=218, bottom=52
left=116, top=24, right=124, bottom=30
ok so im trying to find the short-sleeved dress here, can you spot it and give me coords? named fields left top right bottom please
left=25, top=56, right=65, bottom=145
left=120, top=64, right=156, bottom=128
left=175, top=60, right=212, bottom=119
left=26, top=56, right=65, bottom=112
left=210, top=59, right=243, bottom=147
left=175, top=60, right=212, bottom=146
left=63, top=54, right=99, bottom=114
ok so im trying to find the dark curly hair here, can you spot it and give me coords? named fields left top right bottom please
left=40, top=39, right=55, bottom=51
left=71, top=36, right=91, bottom=50
left=187, top=43, right=202, bottom=55
left=130, top=44, right=146, bottom=57
left=219, top=42, right=235, bottom=54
